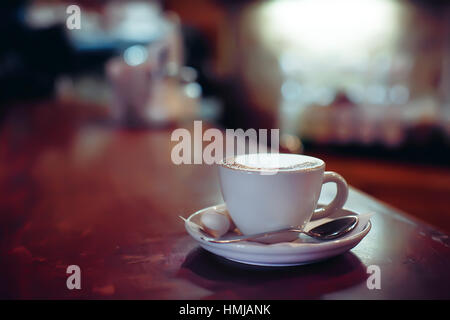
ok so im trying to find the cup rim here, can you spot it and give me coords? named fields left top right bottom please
left=218, top=153, right=325, bottom=174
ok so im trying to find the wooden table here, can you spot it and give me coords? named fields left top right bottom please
left=1, top=102, right=449, bottom=299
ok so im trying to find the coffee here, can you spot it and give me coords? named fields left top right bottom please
left=220, top=153, right=323, bottom=172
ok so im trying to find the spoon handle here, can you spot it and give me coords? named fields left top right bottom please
left=200, top=227, right=303, bottom=243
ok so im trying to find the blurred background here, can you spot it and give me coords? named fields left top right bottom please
left=1, top=0, right=449, bottom=232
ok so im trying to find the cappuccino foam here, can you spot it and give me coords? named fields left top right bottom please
left=221, top=153, right=323, bottom=172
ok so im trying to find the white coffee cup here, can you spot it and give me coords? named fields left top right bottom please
left=218, top=153, right=348, bottom=235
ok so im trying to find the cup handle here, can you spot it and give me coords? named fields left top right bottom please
left=311, top=171, right=349, bottom=220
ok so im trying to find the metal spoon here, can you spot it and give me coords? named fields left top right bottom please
left=193, top=215, right=359, bottom=244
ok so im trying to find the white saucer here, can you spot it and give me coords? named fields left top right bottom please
left=184, top=204, right=372, bottom=267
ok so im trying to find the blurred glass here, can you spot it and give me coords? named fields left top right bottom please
left=22, top=0, right=204, bottom=127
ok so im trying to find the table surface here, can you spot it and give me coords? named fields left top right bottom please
left=1, top=102, right=449, bottom=299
